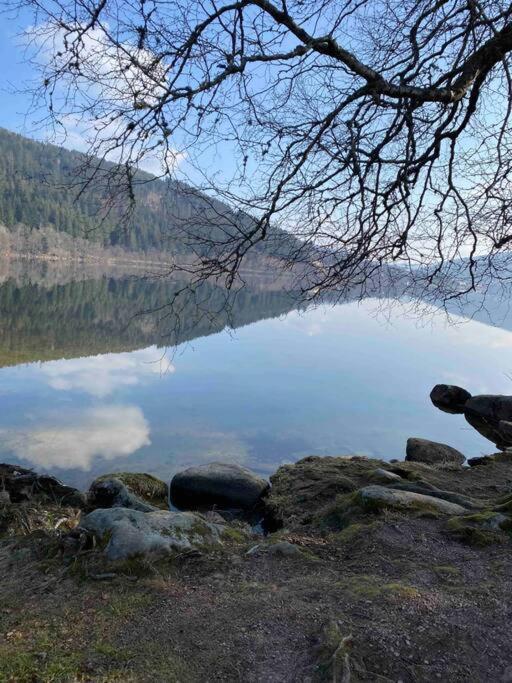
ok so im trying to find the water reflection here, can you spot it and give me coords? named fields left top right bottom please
left=1, top=405, right=150, bottom=471
left=41, top=348, right=174, bottom=397
left=1, top=268, right=512, bottom=488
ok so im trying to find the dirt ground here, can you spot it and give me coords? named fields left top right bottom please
left=2, top=455, right=512, bottom=682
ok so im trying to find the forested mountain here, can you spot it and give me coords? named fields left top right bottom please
left=0, top=127, right=292, bottom=256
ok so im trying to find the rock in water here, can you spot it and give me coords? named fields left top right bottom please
left=170, top=462, right=269, bottom=510
left=81, top=508, right=224, bottom=561
left=430, top=386, right=512, bottom=450
left=406, top=438, right=465, bottom=466
left=464, top=395, right=512, bottom=450
left=357, top=485, right=467, bottom=515
left=430, top=384, right=472, bottom=414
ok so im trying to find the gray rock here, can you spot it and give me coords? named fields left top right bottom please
left=464, top=395, right=512, bottom=449
left=430, top=384, right=472, bottom=414
left=369, top=468, right=402, bottom=484
left=389, top=481, right=479, bottom=510
left=88, top=478, right=157, bottom=513
left=170, top=462, right=269, bottom=510
left=357, top=485, right=467, bottom=515
left=406, top=438, right=465, bottom=466
left=81, top=507, right=224, bottom=561
left=430, top=387, right=512, bottom=450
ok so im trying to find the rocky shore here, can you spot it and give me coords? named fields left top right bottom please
left=3, top=385, right=512, bottom=681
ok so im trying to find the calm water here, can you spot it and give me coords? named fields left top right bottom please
left=1, top=269, right=512, bottom=489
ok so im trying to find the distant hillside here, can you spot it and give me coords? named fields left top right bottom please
left=0, top=128, right=295, bottom=258
left=0, top=274, right=301, bottom=367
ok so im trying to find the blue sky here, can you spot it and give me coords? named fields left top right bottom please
left=0, top=11, right=42, bottom=137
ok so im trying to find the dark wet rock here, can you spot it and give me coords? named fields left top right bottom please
left=468, top=455, right=495, bottom=467
left=88, top=478, right=157, bottom=513
left=499, top=421, right=512, bottom=443
left=170, top=462, right=269, bottom=511
left=464, top=395, right=512, bottom=449
left=431, top=389, right=512, bottom=450
left=0, top=464, right=85, bottom=507
left=430, top=384, right=472, bottom=414
left=81, top=507, right=224, bottom=561
left=406, top=438, right=465, bottom=466
left=357, top=485, right=467, bottom=515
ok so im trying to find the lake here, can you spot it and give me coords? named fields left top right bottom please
left=1, top=266, right=511, bottom=489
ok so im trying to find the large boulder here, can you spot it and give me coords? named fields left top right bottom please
left=80, top=507, right=224, bottom=561
left=430, top=384, right=472, bottom=414
left=88, top=478, right=157, bottom=513
left=463, top=395, right=512, bottom=450
left=430, top=386, right=512, bottom=450
left=406, top=438, right=465, bottom=466
left=170, top=462, right=269, bottom=510
left=356, top=485, right=467, bottom=515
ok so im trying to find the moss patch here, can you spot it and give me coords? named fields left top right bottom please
left=95, top=472, right=168, bottom=508
left=446, top=515, right=507, bottom=547
left=336, top=574, right=422, bottom=601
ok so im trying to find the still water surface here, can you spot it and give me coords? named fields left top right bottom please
left=1, top=270, right=511, bottom=488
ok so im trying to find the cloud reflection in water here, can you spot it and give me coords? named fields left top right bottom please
left=40, top=347, right=174, bottom=397
left=2, top=405, right=151, bottom=471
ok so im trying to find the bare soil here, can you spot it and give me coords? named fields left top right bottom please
left=2, top=454, right=512, bottom=682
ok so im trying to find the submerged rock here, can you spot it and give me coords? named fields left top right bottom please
left=406, top=438, right=465, bottom=466
left=88, top=478, right=157, bottom=513
left=356, top=485, right=467, bottom=515
left=430, top=384, right=472, bottom=414
left=170, top=462, right=269, bottom=510
left=81, top=507, right=224, bottom=561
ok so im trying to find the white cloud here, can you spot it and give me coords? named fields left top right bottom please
left=27, top=23, right=186, bottom=174
left=41, top=347, right=174, bottom=397
left=2, top=405, right=151, bottom=471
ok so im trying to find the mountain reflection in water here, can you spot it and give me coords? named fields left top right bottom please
left=1, top=265, right=512, bottom=489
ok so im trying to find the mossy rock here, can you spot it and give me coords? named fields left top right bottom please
left=266, top=456, right=396, bottom=528
left=355, top=485, right=466, bottom=516
left=95, top=472, right=168, bottom=509
left=446, top=512, right=510, bottom=547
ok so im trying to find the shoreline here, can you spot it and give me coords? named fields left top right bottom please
left=1, top=450, right=512, bottom=681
